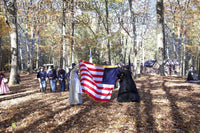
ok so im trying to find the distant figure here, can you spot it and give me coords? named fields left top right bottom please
left=47, top=66, right=57, bottom=92
left=117, top=65, right=140, bottom=102
left=187, top=66, right=198, bottom=81
left=69, top=63, right=82, bottom=105
left=169, top=64, right=172, bottom=76
left=0, top=71, right=10, bottom=95
left=58, top=67, right=66, bottom=92
left=66, top=71, right=70, bottom=91
left=37, top=67, right=47, bottom=93
left=16, top=72, right=20, bottom=84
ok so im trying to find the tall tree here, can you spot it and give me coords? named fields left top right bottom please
left=156, top=0, right=165, bottom=76
left=0, top=24, right=2, bottom=69
left=62, top=0, right=67, bottom=69
left=128, top=0, right=138, bottom=78
left=0, top=35, right=2, bottom=69
left=71, top=0, right=75, bottom=63
left=3, top=0, right=18, bottom=85
left=105, top=0, right=111, bottom=65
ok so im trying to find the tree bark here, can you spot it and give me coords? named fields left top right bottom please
left=105, top=0, right=111, bottom=65
left=25, top=3, right=33, bottom=74
left=156, top=0, right=165, bottom=76
left=36, top=30, right=39, bottom=69
left=183, top=34, right=186, bottom=76
left=128, top=0, right=137, bottom=78
left=3, top=0, right=19, bottom=85
left=71, top=0, right=75, bottom=63
left=62, top=0, right=67, bottom=69
left=19, top=46, right=24, bottom=72
left=198, top=40, right=200, bottom=79
left=0, top=36, right=2, bottom=70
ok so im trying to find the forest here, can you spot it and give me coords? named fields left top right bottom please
left=0, top=0, right=199, bottom=84
left=0, top=0, right=200, bottom=132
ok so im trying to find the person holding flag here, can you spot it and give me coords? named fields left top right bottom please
left=117, top=65, right=140, bottom=102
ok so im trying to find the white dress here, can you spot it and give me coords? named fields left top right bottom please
left=69, top=64, right=82, bottom=105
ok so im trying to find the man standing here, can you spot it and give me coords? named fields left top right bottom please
left=58, top=67, right=66, bottom=92
left=37, top=67, right=47, bottom=93
left=69, top=63, right=82, bottom=105
left=47, top=66, right=57, bottom=92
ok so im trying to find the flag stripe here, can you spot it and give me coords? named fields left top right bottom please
left=80, top=64, right=104, bottom=72
left=80, top=62, right=104, bottom=70
left=81, top=74, right=102, bottom=83
left=82, top=89, right=110, bottom=101
left=81, top=78, right=113, bottom=91
left=80, top=68, right=104, bottom=78
left=81, top=83, right=112, bottom=96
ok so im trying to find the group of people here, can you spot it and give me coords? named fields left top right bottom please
left=37, top=65, right=69, bottom=93
left=37, top=63, right=83, bottom=105
left=1, top=62, right=141, bottom=105
left=37, top=63, right=141, bottom=105
left=0, top=71, right=10, bottom=95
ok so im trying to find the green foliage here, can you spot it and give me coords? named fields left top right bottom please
left=11, top=122, right=16, bottom=128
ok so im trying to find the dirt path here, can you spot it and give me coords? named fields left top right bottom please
left=0, top=73, right=200, bottom=132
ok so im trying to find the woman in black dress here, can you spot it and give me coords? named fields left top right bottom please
left=117, top=65, right=140, bottom=102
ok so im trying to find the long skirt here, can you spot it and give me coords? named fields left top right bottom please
left=0, top=80, right=10, bottom=95
left=69, top=79, right=82, bottom=105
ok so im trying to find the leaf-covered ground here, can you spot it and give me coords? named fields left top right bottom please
left=0, top=73, right=200, bottom=133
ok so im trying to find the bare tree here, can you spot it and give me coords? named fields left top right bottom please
left=0, top=35, right=2, bottom=69
left=128, top=0, right=138, bottom=78
left=71, top=0, right=75, bottom=63
left=62, top=0, right=67, bottom=69
left=156, top=0, right=165, bottom=76
left=3, top=0, right=18, bottom=85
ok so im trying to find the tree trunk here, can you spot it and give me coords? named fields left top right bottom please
left=0, top=36, right=2, bottom=70
left=178, top=26, right=183, bottom=76
left=62, top=0, right=67, bottom=69
left=172, top=18, right=178, bottom=58
left=36, top=30, right=39, bottom=69
left=142, top=41, right=145, bottom=71
left=96, top=13, right=101, bottom=64
left=198, top=41, right=200, bottom=79
left=183, top=35, right=186, bottom=76
left=123, top=37, right=127, bottom=64
left=20, top=47, right=24, bottom=72
left=128, top=0, right=137, bottom=78
left=51, top=40, right=54, bottom=65
left=29, top=26, right=33, bottom=73
left=71, top=0, right=75, bottom=63
left=105, top=0, right=111, bottom=65
left=25, top=9, right=32, bottom=74
left=156, top=0, right=165, bottom=76
left=3, top=0, right=19, bottom=85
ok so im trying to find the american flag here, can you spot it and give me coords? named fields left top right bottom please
left=80, top=60, right=119, bottom=101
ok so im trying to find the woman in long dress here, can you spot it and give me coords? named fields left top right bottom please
left=0, top=71, right=10, bottom=95
left=69, top=63, right=82, bottom=105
